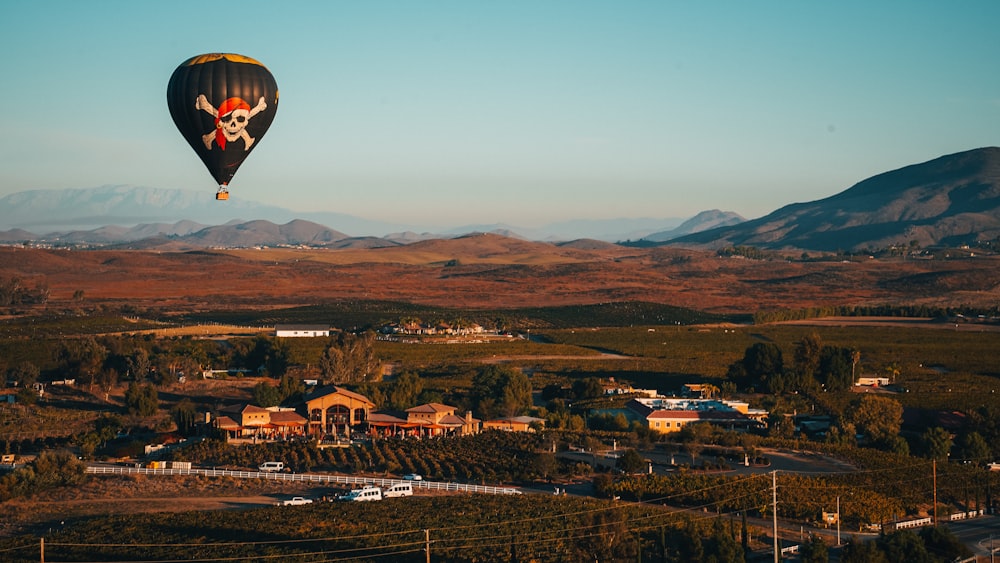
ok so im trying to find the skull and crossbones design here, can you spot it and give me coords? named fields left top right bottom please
left=196, top=94, right=267, bottom=151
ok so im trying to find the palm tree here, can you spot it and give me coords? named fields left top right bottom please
left=883, top=362, right=901, bottom=384
left=850, top=349, right=861, bottom=384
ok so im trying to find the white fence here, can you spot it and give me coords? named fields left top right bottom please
left=85, top=465, right=521, bottom=495
left=947, top=509, right=984, bottom=521
left=879, top=516, right=932, bottom=532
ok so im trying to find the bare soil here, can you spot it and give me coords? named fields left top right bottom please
left=2, top=474, right=336, bottom=536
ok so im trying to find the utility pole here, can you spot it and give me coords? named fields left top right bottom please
left=40, top=537, right=44, bottom=563
left=773, top=471, right=779, bottom=562
left=425, top=529, right=430, bottom=563
left=932, top=460, right=938, bottom=526
left=836, top=496, right=841, bottom=546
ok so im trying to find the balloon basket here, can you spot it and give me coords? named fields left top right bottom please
left=215, top=190, right=229, bottom=201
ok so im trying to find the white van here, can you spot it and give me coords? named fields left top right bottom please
left=339, top=486, right=382, bottom=502
left=383, top=482, right=413, bottom=498
left=258, top=461, right=284, bottom=472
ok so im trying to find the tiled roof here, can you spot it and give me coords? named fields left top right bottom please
left=406, top=403, right=456, bottom=413
left=647, top=410, right=748, bottom=421
left=268, top=411, right=307, bottom=425
left=215, top=416, right=240, bottom=430
left=306, top=385, right=375, bottom=406
left=368, top=412, right=409, bottom=424
left=438, top=414, right=470, bottom=426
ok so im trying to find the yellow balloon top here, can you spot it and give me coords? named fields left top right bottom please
left=182, top=53, right=267, bottom=67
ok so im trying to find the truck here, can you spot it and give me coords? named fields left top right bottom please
left=278, top=497, right=313, bottom=506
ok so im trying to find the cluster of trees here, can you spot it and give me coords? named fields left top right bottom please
left=469, top=365, right=532, bottom=419
left=840, top=527, right=972, bottom=563
left=4, top=361, right=42, bottom=404
left=752, top=304, right=994, bottom=324
left=717, top=245, right=770, bottom=260
left=0, top=276, right=49, bottom=306
left=727, top=333, right=862, bottom=394
left=15, top=330, right=385, bottom=399
left=251, top=375, right=305, bottom=408
left=0, top=449, right=85, bottom=501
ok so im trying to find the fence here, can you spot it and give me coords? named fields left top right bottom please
left=85, top=465, right=522, bottom=495
left=947, top=509, right=984, bottom=521
left=880, top=517, right=932, bottom=532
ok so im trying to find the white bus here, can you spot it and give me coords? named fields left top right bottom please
left=383, top=482, right=413, bottom=498
left=339, top=486, right=382, bottom=502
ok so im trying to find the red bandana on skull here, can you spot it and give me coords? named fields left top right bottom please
left=215, top=97, right=252, bottom=150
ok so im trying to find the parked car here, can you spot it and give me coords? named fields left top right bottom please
left=259, top=461, right=284, bottom=472
left=403, top=473, right=422, bottom=481
left=277, top=496, right=312, bottom=506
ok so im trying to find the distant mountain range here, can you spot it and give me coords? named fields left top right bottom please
left=667, top=147, right=1000, bottom=251
left=2, top=147, right=998, bottom=251
left=0, top=185, right=688, bottom=243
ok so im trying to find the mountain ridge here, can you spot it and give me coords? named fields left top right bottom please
left=665, top=147, right=1000, bottom=251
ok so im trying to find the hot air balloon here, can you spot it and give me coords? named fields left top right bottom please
left=167, top=53, right=279, bottom=200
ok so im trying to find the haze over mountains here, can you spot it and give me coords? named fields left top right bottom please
left=0, top=185, right=686, bottom=244
left=2, top=147, right=999, bottom=251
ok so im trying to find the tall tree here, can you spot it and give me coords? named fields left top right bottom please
left=470, top=365, right=532, bottom=419
left=172, top=399, right=198, bottom=435
left=818, top=346, right=855, bottom=391
left=386, top=371, right=423, bottom=410
left=847, top=395, right=903, bottom=446
left=617, top=449, right=646, bottom=474
left=728, top=342, right=783, bottom=391
left=919, top=427, right=952, bottom=460
left=571, top=377, right=604, bottom=400
left=125, top=348, right=152, bottom=381
left=793, top=332, right=823, bottom=379
left=955, top=431, right=991, bottom=463
left=6, top=361, right=39, bottom=387
left=56, top=337, right=108, bottom=391
left=319, top=332, right=378, bottom=384
left=840, top=536, right=886, bottom=563
left=799, top=535, right=829, bottom=563
left=124, top=383, right=158, bottom=417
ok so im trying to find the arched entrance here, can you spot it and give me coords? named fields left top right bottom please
left=327, top=404, right=350, bottom=436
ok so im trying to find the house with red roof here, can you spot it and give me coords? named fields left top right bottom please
left=367, top=403, right=480, bottom=438
left=214, top=404, right=308, bottom=441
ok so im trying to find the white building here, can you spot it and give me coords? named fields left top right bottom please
left=275, top=324, right=330, bottom=338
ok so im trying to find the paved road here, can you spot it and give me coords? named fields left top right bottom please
left=947, top=515, right=1000, bottom=559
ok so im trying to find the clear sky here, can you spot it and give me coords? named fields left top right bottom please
left=2, top=1, right=998, bottom=229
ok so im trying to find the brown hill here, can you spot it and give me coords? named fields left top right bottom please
left=183, top=219, right=348, bottom=247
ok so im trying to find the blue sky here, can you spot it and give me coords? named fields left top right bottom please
left=2, top=1, right=998, bottom=229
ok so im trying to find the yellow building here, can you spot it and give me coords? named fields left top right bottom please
left=303, top=386, right=375, bottom=438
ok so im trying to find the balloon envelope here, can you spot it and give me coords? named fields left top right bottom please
left=167, top=53, right=279, bottom=190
